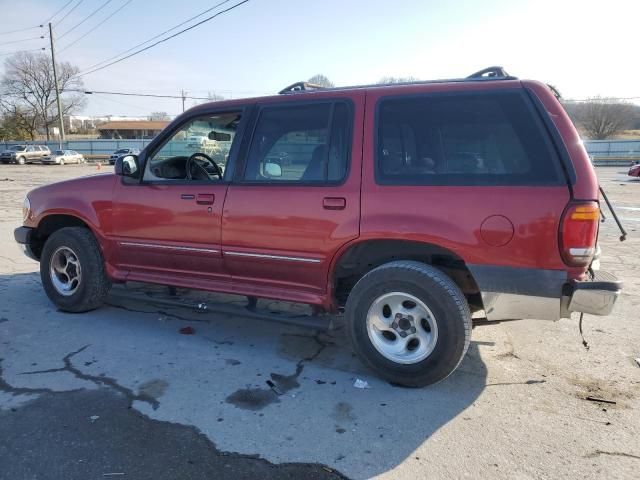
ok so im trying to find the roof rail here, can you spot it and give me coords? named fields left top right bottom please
left=467, top=66, right=511, bottom=79
left=278, top=66, right=517, bottom=95
left=278, top=81, right=325, bottom=95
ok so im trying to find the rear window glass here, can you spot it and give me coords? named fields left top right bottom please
left=376, top=91, right=562, bottom=186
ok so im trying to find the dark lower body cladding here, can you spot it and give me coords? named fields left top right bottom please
left=467, top=265, right=621, bottom=320
left=14, top=226, right=39, bottom=261
left=13, top=226, right=621, bottom=321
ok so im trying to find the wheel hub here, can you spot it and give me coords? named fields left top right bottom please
left=365, top=292, right=438, bottom=364
left=49, top=246, right=82, bottom=296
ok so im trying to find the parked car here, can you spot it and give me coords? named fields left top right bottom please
left=41, top=149, right=85, bottom=165
left=109, top=148, right=140, bottom=165
left=14, top=67, right=621, bottom=387
left=1, top=145, right=50, bottom=165
left=629, top=162, right=640, bottom=178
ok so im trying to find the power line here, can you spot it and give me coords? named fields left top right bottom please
left=0, top=36, right=46, bottom=47
left=0, top=47, right=47, bottom=57
left=78, top=0, right=249, bottom=77
left=80, top=0, right=233, bottom=73
left=90, top=92, right=151, bottom=112
left=58, top=0, right=113, bottom=40
left=67, top=88, right=211, bottom=100
left=54, top=0, right=85, bottom=27
left=59, top=0, right=133, bottom=53
left=44, top=0, right=75, bottom=24
left=0, top=26, right=43, bottom=36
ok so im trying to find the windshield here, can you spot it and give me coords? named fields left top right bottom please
left=10, top=146, right=26, bottom=151
left=115, top=149, right=129, bottom=154
left=55, top=150, right=64, bottom=155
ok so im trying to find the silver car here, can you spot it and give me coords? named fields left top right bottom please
left=42, top=149, right=85, bottom=165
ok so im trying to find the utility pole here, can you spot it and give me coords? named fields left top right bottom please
left=48, top=22, right=65, bottom=150
left=181, top=89, right=187, bottom=112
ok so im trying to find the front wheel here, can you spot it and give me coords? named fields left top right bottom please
left=59, top=158, right=65, bottom=165
left=345, top=261, right=471, bottom=387
left=40, top=227, right=111, bottom=312
left=17, top=156, right=26, bottom=165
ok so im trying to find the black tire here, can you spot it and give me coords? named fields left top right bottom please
left=345, top=260, right=471, bottom=387
left=40, top=227, right=111, bottom=312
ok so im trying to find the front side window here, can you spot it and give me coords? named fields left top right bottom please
left=144, top=112, right=241, bottom=182
left=243, top=102, right=350, bottom=183
left=376, top=91, right=562, bottom=186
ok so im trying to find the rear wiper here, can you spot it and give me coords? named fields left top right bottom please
left=599, top=185, right=627, bottom=241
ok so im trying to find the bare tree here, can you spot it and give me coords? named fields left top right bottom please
left=0, top=51, right=86, bottom=140
left=0, top=104, right=39, bottom=140
left=308, top=74, right=334, bottom=88
left=377, top=76, right=420, bottom=84
left=567, top=97, right=634, bottom=140
left=148, top=111, right=170, bottom=121
left=206, top=91, right=225, bottom=101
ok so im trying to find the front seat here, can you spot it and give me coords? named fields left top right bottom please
left=301, top=145, right=327, bottom=181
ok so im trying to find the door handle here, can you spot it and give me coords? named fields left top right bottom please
left=196, top=193, right=215, bottom=205
left=323, top=197, right=346, bottom=210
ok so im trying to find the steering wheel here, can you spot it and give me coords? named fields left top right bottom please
left=185, top=152, right=222, bottom=180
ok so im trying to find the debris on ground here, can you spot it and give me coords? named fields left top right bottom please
left=634, top=357, right=640, bottom=368
left=585, top=396, right=617, bottom=405
left=89, top=415, right=100, bottom=422
left=266, top=380, right=283, bottom=395
left=353, top=378, right=371, bottom=389
left=179, top=326, right=195, bottom=335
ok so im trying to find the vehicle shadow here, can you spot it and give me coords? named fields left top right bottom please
left=0, top=273, right=488, bottom=479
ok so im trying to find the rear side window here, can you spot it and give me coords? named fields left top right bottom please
left=376, top=91, right=562, bottom=185
left=243, top=102, right=351, bottom=183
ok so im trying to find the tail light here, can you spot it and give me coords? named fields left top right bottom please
left=559, top=202, right=599, bottom=267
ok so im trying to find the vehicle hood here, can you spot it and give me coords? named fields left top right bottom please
left=25, top=173, right=117, bottom=230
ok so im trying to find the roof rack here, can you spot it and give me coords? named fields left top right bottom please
left=278, top=66, right=517, bottom=95
left=278, top=81, right=326, bottom=95
left=467, top=66, right=511, bottom=79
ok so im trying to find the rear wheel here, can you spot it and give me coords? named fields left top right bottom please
left=345, top=260, right=471, bottom=387
left=40, top=227, right=111, bottom=312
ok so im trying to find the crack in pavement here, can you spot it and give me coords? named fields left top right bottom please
left=226, top=332, right=333, bottom=411
left=104, top=301, right=211, bottom=323
left=0, top=359, right=68, bottom=397
left=14, top=345, right=159, bottom=409
left=586, top=450, right=640, bottom=460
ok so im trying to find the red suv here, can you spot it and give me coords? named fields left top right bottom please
left=14, top=67, right=621, bottom=387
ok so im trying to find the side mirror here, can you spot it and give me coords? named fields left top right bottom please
left=115, top=154, right=139, bottom=176
left=263, top=161, right=282, bottom=178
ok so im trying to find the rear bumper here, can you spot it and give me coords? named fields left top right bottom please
left=14, top=226, right=38, bottom=261
left=566, top=271, right=621, bottom=316
left=468, top=264, right=621, bottom=320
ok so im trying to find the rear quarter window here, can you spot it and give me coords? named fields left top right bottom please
left=376, top=90, right=564, bottom=186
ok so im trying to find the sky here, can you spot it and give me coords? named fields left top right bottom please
left=1, top=0, right=639, bottom=118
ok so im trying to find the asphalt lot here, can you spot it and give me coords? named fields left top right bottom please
left=0, top=163, right=639, bottom=479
